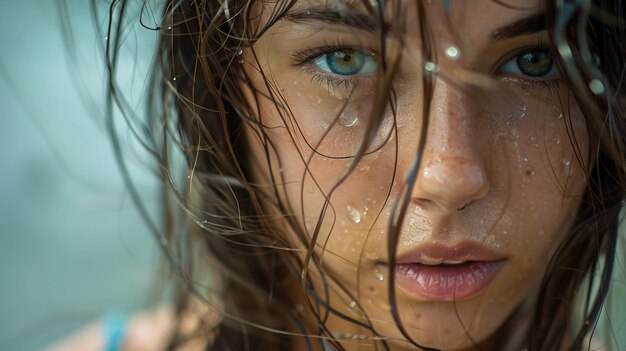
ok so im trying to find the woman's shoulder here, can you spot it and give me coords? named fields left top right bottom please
left=44, top=307, right=215, bottom=351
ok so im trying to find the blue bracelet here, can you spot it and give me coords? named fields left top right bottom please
left=103, top=312, right=128, bottom=351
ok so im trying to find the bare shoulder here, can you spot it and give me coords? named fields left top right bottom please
left=44, top=307, right=214, bottom=351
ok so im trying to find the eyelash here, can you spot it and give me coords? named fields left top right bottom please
left=290, top=40, right=376, bottom=90
left=291, top=39, right=560, bottom=91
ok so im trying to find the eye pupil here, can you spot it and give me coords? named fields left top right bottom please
left=326, top=49, right=366, bottom=76
left=516, top=48, right=553, bottom=77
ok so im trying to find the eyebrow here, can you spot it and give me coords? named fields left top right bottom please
left=284, top=7, right=547, bottom=41
left=490, top=12, right=547, bottom=41
left=283, top=7, right=379, bottom=32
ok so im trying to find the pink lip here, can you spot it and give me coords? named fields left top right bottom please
left=387, top=242, right=507, bottom=301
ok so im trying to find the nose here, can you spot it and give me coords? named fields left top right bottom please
left=411, top=80, right=490, bottom=212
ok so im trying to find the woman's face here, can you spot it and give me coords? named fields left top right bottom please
left=242, top=0, right=589, bottom=349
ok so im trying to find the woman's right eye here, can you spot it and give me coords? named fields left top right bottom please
left=313, top=48, right=377, bottom=76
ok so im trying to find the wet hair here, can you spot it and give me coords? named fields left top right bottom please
left=101, top=0, right=625, bottom=350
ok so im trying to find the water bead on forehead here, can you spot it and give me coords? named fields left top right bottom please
left=445, top=45, right=460, bottom=60
left=424, top=61, right=439, bottom=73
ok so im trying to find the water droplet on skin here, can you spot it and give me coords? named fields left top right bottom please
left=588, top=79, right=605, bottom=95
left=236, top=48, right=243, bottom=55
left=238, top=58, right=244, bottom=64
left=557, top=113, right=563, bottom=119
left=338, top=112, right=358, bottom=127
left=168, top=26, right=172, bottom=30
left=349, top=300, right=357, bottom=308
left=173, top=77, right=177, bottom=81
left=346, top=205, right=362, bottom=224
left=424, top=61, right=439, bottom=73
left=562, top=159, right=572, bottom=178
left=552, top=138, right=561, bottom=145
left=518, top=104, right=528, bottom=118
left=320, top=120, right=329, bottom=130
left=445, top=45, right=460, bottom=60
left=375, top=272, right=384, bottom=281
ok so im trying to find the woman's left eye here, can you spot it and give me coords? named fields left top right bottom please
left=498, top=47, right=558, bottom=79
left=313, top=48, right=377, bottom=76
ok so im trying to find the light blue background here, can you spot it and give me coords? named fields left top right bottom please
left=0, top=1, right=160, bottom=350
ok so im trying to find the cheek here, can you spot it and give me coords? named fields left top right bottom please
left=484, top=86, right=590, bottom=290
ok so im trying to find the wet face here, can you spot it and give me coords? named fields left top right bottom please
left=241, top=0, right=589, bottom=349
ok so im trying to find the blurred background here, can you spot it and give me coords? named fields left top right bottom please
left=1, top=1, right=625, bottom=351
left=0, top=1, right=161, bottom=350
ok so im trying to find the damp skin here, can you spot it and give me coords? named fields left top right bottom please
left=242, top=0, right=590, bottom=350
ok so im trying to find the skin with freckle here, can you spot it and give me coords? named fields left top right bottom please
left=242, top=0, right=589, bottom=350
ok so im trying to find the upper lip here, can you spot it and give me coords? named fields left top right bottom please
left=389, top=241, right=506, bottom=265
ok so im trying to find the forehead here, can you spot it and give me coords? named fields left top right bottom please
left=280, top=0, right=545, bottom=39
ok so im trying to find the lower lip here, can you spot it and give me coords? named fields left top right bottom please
left=394, top=260, right=505, bottom=301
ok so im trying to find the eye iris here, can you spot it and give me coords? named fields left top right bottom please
left=516, top=49, right=553, bottom=77
left=326, top=49, right=365, bottom=75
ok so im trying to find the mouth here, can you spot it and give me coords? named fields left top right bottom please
left=387, top=242, right=507, bottom=301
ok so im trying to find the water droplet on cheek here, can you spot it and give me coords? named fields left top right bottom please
left=338, top=112, right=358, bottom=127
left=518, top=104, right=528, bottom=118
left=320, top=120, right=330, bottom=130
left=375, top=272, right=384, bottom=281
left=346, top=205, right=362, bottom=224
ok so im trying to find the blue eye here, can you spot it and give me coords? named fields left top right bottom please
left=499, top=47, right=558, bottom=79
left=313, top=49, right=377, bottom=76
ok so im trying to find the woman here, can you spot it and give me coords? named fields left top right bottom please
left=52, top=0, right=626, bottom=350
